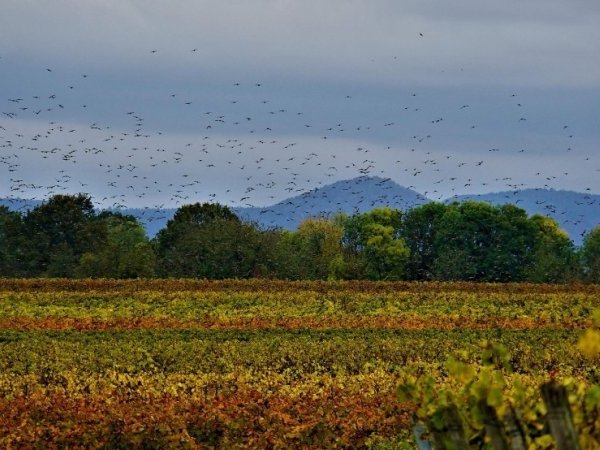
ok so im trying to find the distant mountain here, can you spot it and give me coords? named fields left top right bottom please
left=234, top=176, right=429, bottom=230
left=119, top=176, right=428, bottom=236
left=2, top=178, right=599, bottom=245
left=447, top=189, right=600, bottom=245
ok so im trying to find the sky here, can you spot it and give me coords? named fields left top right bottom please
left=1, top=0, right=599, bottom=209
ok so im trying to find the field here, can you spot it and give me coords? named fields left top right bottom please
left=0, top=279, right=599, bottom=449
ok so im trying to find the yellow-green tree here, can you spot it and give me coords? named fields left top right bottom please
left=278, top=217, right=344, bottom=279
left=524, top=215, right=578, bottom=283
left=341, top=208, right=409, bottom=280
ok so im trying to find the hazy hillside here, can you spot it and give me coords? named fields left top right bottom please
left=234, top=176, right=428, bottom=230
left=0, top=198, right=41, bottom=212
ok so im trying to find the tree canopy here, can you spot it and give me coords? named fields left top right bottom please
left=0, top=194, right=593, bottom=283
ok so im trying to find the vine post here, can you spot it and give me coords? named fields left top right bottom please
left=540, top=381, right=581, bottom=450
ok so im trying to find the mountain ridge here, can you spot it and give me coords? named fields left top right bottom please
left=2, top=177, right=599, bottom=245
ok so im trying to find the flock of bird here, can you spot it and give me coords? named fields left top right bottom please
left=0, top=45, right=598, bottom=236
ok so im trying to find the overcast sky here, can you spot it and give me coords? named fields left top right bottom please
left=1, top=0, right=599, bottom=208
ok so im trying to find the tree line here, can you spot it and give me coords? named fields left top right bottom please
left=1, top=193, right=599, bottom=282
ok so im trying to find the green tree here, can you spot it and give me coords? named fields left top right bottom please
left=248, top=228, right=283, bottom=278
left=432, top=202, right=483, bottom=281
left=23, top=194, right=104, bottom=277
left=581, top=226, right=600, bottom=283
left=432, top=202, right=536, bottom=282
left=0, top=207, right=28, bottom=276
left=401, top=202, right=447, bottom=280
left=154, top=202, right=266, bottom=278
left=76, top=213, right=156, bottom=278
left=481, top=203, right=536, bottom=281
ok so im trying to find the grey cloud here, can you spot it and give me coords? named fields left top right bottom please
left=1, top=0, right=599, bottom=87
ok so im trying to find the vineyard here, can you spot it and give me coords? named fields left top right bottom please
left=0, top=279, right=599, bottom=449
